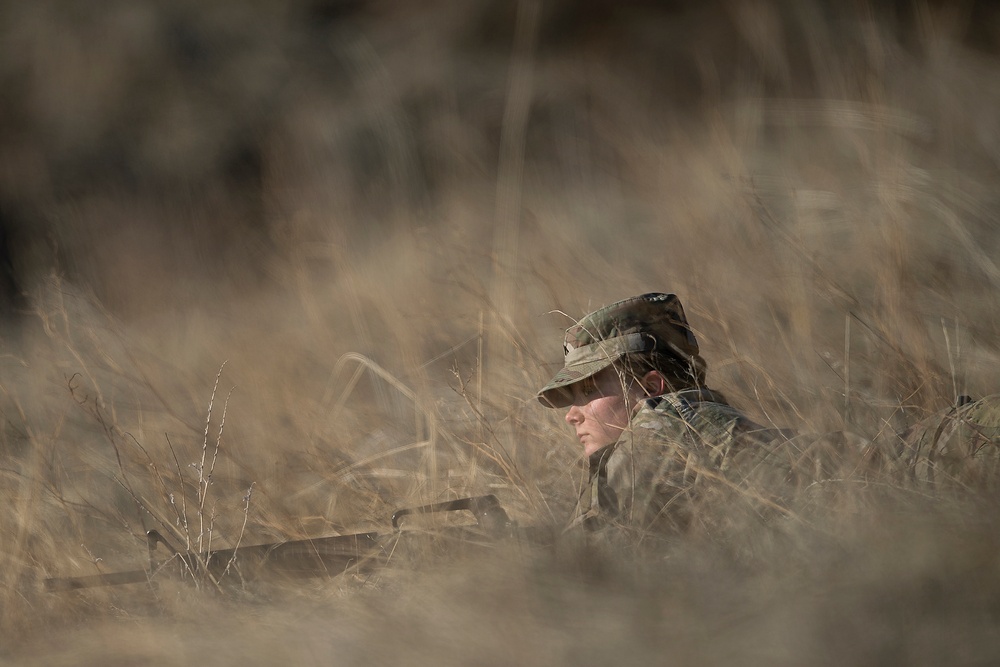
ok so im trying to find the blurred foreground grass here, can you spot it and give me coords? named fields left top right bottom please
left=2, top=1, right=1000, bottom=664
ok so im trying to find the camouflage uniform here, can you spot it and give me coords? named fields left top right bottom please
left=538, top=293, right=1000, bottom=535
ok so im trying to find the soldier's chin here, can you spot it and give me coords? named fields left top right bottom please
left=583, top=440, right=612, bottom=457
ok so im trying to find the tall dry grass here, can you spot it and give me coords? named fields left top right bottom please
left=2, top=1, right=1000, bottom=664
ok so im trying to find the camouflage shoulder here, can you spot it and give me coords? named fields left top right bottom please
left=636, top=391, right=749, bottom=431
left=634, top=392, right=796, bottom=471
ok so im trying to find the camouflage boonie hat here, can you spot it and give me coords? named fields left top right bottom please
left=537, top=293, right=706, bottom=408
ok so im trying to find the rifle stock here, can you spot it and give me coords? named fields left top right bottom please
left=44, top=494, right=544, bottom=592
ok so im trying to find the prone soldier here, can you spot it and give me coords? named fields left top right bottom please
left=536, top=293, right=1000, bottom=535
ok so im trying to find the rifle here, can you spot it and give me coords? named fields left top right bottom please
left=44, top=494, right=544, bottom=592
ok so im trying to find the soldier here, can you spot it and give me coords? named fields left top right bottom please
left=537, top=292, right=1000, bottom=536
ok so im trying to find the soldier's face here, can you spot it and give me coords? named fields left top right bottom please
left=564, top=366, right=640, bottom=457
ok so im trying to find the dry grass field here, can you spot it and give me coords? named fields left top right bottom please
left=3, top=1, right=1000, bottom=664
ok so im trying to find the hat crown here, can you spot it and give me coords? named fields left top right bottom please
left=564, top=293, right=700, bottom=360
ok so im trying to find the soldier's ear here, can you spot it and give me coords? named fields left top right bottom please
left=639, top=371, right=668, bottom=397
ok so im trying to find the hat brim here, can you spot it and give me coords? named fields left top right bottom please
left=536, top=357, right=617, bottom=408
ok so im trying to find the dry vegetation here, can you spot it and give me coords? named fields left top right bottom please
left=2, top=1, right=1000, bottom=664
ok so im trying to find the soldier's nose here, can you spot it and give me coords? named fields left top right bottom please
left=565, top=405, right=584, bottom=425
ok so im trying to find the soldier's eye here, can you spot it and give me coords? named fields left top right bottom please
left=578, top=378, right=599, bottom=396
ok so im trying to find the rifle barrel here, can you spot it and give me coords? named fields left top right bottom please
left=42, top=495, right=553, bottom=592
left=44, top=531, right=391, bottom=591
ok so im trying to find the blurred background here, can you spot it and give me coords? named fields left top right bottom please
left=3, top=0, right=1000, bottom=664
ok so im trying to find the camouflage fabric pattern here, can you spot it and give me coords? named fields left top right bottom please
left=538, top=293, right=706, bottom=409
